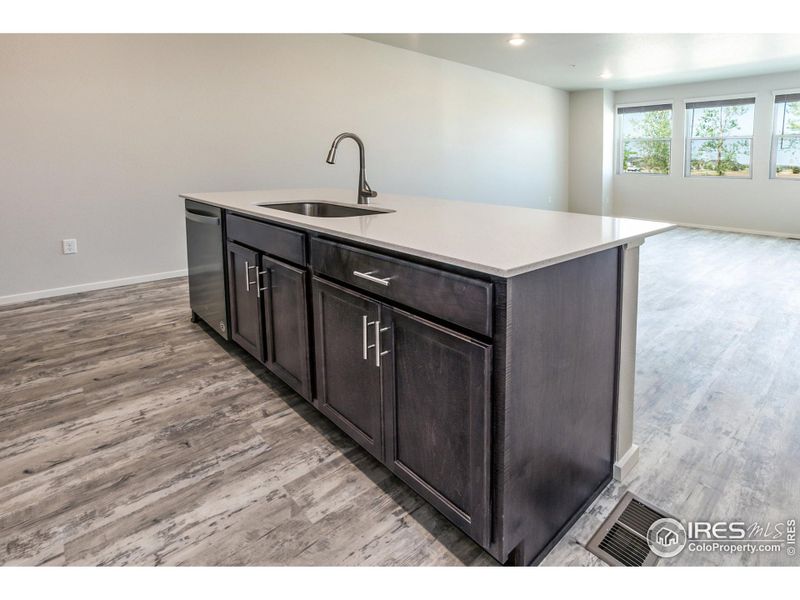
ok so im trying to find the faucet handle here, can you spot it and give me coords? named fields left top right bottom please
left=361, top=181, right=378, bottom=200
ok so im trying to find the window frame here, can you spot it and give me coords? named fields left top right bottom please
left=770, top=89, right=800, bottom=181
left=616, top=101, right=674, bottom=176
left=684, top=95, right=757, bottom=180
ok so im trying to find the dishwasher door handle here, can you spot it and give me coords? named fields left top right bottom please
left=185, top=211, right=221, bottom=226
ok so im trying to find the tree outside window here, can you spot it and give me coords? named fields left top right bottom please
left=618, top=104, right=672, bottom=174
left=686, top=98, right=755, bottom=177
left=773, top=94, right=800, bottom=179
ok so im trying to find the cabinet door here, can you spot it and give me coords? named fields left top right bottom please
left=382, top=307, right=491, bottom=545
left=261, top=255, right=312, bottom=401
left=226, top=241, right=264, bottom=362
left=312, top=277, right=383, bottom=460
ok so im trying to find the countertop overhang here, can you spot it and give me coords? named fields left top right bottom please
left=180, top=188, right=674, bottom=277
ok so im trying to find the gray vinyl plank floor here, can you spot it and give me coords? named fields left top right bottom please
left=1, top=227, right=798, bottom=566
left=542, top=227, right=800, bottom=567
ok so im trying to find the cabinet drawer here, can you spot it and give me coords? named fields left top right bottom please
left=226, top=213, right=306, bottom=265
left=310, top=238, right=492, bottom=337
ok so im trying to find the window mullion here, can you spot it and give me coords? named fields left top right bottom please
left=781, top=102, right=787, bottom=137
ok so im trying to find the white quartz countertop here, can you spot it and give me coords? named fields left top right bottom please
left=181, top=188, right=674, bottom=277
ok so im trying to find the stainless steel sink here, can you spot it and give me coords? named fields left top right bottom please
left=257, top=201, right=393, bottom=218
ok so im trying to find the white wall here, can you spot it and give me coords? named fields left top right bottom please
left=0, top=34, right=569, bottom=301
left=613, top=70, right=800, bottom=236
left=601, top=89, right=615, bottom=215
left=568, top=89, right=615, bottom=216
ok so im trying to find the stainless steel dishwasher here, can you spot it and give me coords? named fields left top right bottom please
left=184, top=198, right=230, bottom=340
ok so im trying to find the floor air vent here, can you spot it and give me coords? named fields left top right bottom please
left=586, top=492, right=671, bottom=566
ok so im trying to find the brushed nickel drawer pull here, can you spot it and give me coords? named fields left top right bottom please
left=353, top=270, right=392, bottom=287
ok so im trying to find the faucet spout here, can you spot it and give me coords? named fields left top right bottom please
left=325, top=132, right=378, bottom=204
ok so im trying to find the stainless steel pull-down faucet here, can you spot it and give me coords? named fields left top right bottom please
left=326, top=132, right=378, bottom=205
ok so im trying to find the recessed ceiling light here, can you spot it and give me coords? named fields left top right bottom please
left=600, top=71, right=613, bottom=79
left=508, top=37, right=525, bottom=47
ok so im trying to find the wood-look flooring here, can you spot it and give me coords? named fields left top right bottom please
left=1, top=227, right=798, bottom=566
left=0, top=278, right=491, bottom=565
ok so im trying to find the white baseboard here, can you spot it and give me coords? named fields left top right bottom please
left=673, top=221, right=800, bottom=239
left=0, top=269, right=188, bottom=307
left=615, top=215, right=800, bottom=239
left=613, top=444, right=640, bottom=482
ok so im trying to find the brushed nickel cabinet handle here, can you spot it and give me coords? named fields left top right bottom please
left=362, top=315, right=368, bottom=359
left=362, top=315, right=376, bottom=360
left=353, top=270, right=392, bottom=287
left=374, top=322, right=390, bottom=367
left=244, top=260, right=252, bottom=292
left=257, top=269, right=268, bottom=298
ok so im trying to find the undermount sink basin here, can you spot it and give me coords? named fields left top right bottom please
left=257, top=201, right=394, bottom=218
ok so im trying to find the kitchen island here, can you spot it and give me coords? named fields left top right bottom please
left=181, top=188, right=672, bottom=565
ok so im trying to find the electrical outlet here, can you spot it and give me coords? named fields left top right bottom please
left=62, top=239, right=78, bottom=255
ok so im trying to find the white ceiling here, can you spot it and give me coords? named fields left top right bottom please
left=355, top=34, right=800, bottom=91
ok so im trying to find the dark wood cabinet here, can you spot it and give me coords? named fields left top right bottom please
left=311, top=238, right=493, bottom=336
left=311, top=277, right=492, bottom=543
left=226, top=213, right=306, bottom=265
left=227, top=240, right=312, bottom=400
left=227, top=241, right=265, bottom=362
left=381, top=307, right=492, bottom=545
left=261, top=256, right=311, bottom=400
left=312, top=277, right=384, bottom=460
left=217, top=209, right=622, bottom=566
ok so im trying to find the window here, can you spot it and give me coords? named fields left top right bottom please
left=686, top=97, right=755, bottom=177
left=772, top=93, right=800, bottom=179
left=618, top=104, right=672, bottom=174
